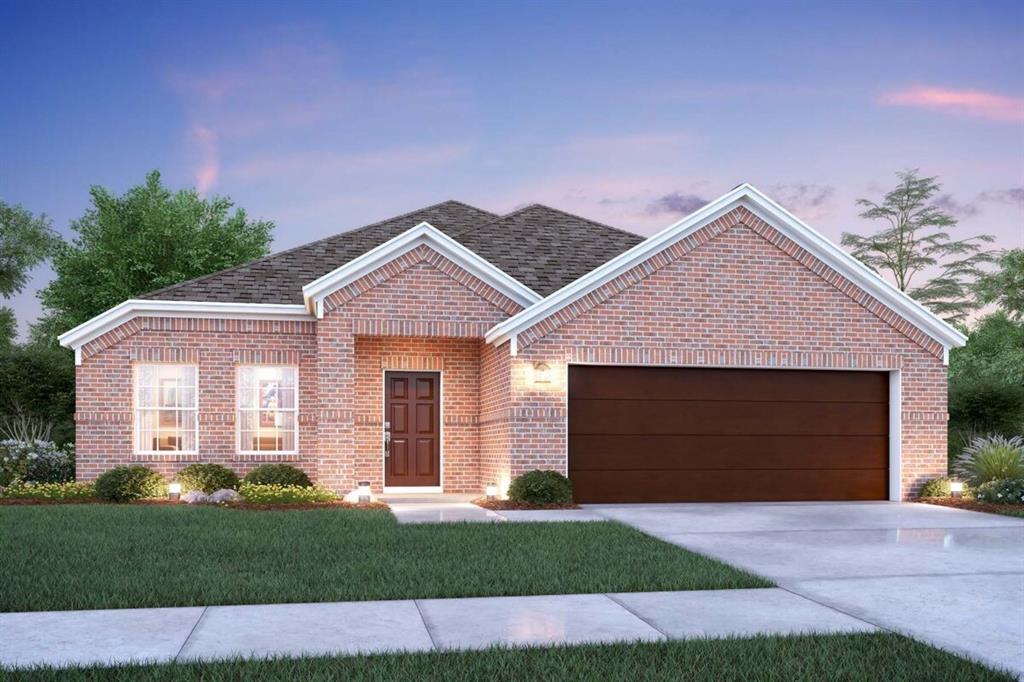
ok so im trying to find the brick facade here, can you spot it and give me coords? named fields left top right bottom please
left=74, top=210, right=949, bottom=500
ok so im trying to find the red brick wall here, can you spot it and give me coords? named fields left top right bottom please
left=506, top=208, right=949, bottom=499
left=75, top=318, right=319, bottom=482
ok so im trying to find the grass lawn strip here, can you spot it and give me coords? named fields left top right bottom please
left=917, top=498, right=1024, bottom=518
left=2, top=633, right=1013, bottom=681
left=0, top=505, right=768, bottom=612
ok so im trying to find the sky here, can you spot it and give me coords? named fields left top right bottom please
left=1, top=0, right=1022, bottom=336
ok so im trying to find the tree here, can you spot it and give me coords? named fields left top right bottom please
left=0, top=201, right=58, bottom=345
left=974, top=248, right=1024, bottom=320
left=37, top=170, right=273, bottom=340
left=842, top=170, right=995, bottom=325
left=947, top=312, right=1024, bottom=465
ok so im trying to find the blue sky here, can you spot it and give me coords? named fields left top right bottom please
left=2, top=0, right=1022, bottom=334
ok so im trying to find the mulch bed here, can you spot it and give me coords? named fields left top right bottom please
left=0, top=498, right=391, bottom=511
left=473, top=497, right=579, bottom=510
left=918, top=497, right=1024, bottom=516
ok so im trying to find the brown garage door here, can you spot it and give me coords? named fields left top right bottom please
left=568, top=366, right=888, bottom=503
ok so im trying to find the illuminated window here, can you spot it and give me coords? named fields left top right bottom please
left=237, top=366, right=298, bottom=453
left=135, top=364, right=198, bottom=453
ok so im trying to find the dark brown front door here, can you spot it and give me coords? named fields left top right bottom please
left=385, top=371, right=441, bottom=488
left=568, top=366, right=889, bottom=503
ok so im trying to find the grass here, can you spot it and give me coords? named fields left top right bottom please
left=0, top=505, right=768, bottom=612
left=2, top=634, right=1013, bottom=681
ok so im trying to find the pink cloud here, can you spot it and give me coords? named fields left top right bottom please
left=188, top=126, right=219, bottom=195
left=881, top=86, right=1024, bottom=123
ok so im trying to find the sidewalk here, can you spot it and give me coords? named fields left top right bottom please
left=0, top=589, right=874, bottom=669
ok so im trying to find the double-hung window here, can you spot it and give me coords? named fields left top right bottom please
left=135, top=364, right=198, bottom=453
left=237, top=366, right=298, bottom=453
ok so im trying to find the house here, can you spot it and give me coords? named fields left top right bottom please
left=58, top=184, right=965, bottom=502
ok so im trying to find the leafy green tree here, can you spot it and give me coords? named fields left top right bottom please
left=947, top=312, right=1024, bottom=466
left=0, top=341, right=76, bottom=444
left=974, top=248, right=1024, bottom=320
left=0, top=202, right=58, bottom=345
left=842, top=170, right=995, bottom=325
left=37, top=170, right=273, bottom=340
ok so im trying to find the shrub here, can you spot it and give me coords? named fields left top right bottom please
left=918, top=477, right=957, bottom=498
left=243, top=464, right=311, bottom=487
left=177, top=463, right=239, bottom=494
left=94, top=466, right=167, bottom=502
left=1, top=480, right=95, bottom=501
left=507, top=469, right=573, bottom=504
left=973, top=478, right=1024, bottom=505
left=954, top=434, right=1024, bottom=486
left=0, top=440, right=75, bottom=485
left=238, top=483, right=336, bottom=504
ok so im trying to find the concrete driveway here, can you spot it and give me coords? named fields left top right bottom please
left=587, top=502, right=1024, bottom=676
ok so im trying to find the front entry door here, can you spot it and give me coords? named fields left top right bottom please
left=384, top=371, right=441, bottom=488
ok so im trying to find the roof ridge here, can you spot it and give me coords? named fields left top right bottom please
left=454, top=202, right=640, bottom=241
left=140, top=199, right=496, bottom=299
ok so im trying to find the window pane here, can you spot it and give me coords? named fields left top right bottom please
left=137, top=365, right=155, bottom=386
left=138, top=386, right=157, bottom=408
left=279, top=430, right=296, bottom=451
left=278, top=385, right=296, bottom=409
left=280, top=367, right=296, bottom=388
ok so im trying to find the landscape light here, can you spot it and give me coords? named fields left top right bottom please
left=486, top=483, right=498, bottom=500
left=950, top=480, right=964, bottom=499
left=358, top=481, right=371, bottom=504
left=168, top=482, right=181, bottom=501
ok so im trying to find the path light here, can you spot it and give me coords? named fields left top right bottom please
left=168, top=482, right=181, bottom=502
left=950, top=480, right=964, bottom=499
left=533, top=362, right=551, bottom=384
left=358, top=481, right=371, bottom=504
left=486, top=483, right=498, bottom=500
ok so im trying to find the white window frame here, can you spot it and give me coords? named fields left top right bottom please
left=236, top=365, right=299, bottom=455
left=133, top=363, right=199, bottom=455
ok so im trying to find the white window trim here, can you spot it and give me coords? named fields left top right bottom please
left=236, top=365, right=300, bottom=456
left=133, top=363, right=199, bottom=455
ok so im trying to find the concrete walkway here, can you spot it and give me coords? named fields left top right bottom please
left=587, top=501, right=1024, bottom=677
left=0, top=588, right=874, bottom=670
left=384, top=495, right=605, bottom=524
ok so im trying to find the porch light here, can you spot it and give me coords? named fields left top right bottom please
left=357, top=481, right=371, bottom=504
left=486, top=483, right=498, bottom=500
left=168, top=482, right=181, bottom=501
left=950, top=480, right=964, bottom=499
left=533, top=362, right=551, bottom=384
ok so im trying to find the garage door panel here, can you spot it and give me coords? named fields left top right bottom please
left=569, top=399, right=888, bottom=436
left=568, top=434, right=888, bottom=471
left=568, top=366, right=888, bottom=403
left=569, top=468, right=888, bottom=503
left=568, top=366, right=888, bottom=503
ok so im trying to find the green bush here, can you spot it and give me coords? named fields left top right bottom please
left=238, top=483, right=336, bottom=504
left=177, top=463, right=239, bottom=493
left=1, top=480, right=95, bottom=501
left=973, top=478, right=1024, bottom=505
left=243, top=464, right=311, bottom=487
left=507, top=469, right=573, bottom=504
left=954, top=434, right=1024, bottom=486
left=0, top=440, right=75, bottom=485
left=918, top=477, right=959, bottom=498
left=94, top=466, right=167, bottom=502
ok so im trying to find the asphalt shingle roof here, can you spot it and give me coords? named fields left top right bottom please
left=142, top=200, right=643, bottom=304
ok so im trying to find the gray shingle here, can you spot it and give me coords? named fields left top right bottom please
left=142, top=200, right=642, bottom=304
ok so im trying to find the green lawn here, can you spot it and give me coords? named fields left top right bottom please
left=0, top=505, right=768, bottom=612
left=3, top=634, right=1012, bottom=681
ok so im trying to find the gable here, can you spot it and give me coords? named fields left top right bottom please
left=486, top=184, right=966, bottom=360
left=304, top=222, right=540, bottom=317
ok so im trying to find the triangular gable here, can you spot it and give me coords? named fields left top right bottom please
left=302, top=221, right=542, bottom=317
left=485, top=184, right=967, bottom=360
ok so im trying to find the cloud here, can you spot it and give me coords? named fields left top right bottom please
left=231, top=142, right=473, bottom=181
left=933, top=194, right=980, bottom=218
left=645, top=192, right=709, bottom=216
left=979, top=187, right=1024, bottom=208
left=765, top=183, right=835, bottom=219
left=880, top=86, right=1024, bottom=123
left=188, top=126, right=219, bottom=195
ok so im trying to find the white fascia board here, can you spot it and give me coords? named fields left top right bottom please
left=58, top=299, right=313, bottom=361
left=485, top=183, right=967, bottom=352
left=301, top=221, right=541, bottom=317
